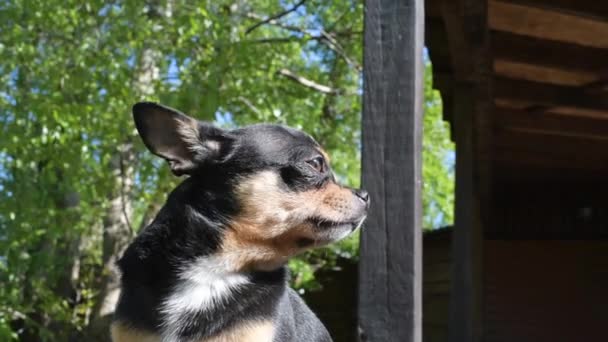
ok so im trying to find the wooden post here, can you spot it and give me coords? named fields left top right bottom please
left=358, top=0, right=424, bottom=341
left=440, top=0, right=492, bottom=340
left=449, top=86, right=484, bottom=342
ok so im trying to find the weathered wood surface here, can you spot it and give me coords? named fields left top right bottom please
left=496, top=0, right=608, bottom=21
left=423, top=229, right=452, bottom=342
left=358, top=0, right=423, bottom=341
left=489, top=1, right=608, bottom=49
left=484, top=241, right=608, bottom=341
left=493, top=108, right=608, bottom=139
left=492, top=31, right=608, bottom=74
left=449, top=86, right=485, bottom=342
left=494, top=77, right=608, bottom=112
left=439, top=0, right=491, bottom=341
left=493, top=60, right=596, bottom=87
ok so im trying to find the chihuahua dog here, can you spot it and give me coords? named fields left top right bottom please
left=111, top=102, right=369, bottom=342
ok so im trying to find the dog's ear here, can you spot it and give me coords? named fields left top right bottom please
left=132, top=102, right=232, bottom=176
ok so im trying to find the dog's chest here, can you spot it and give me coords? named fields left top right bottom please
left=160, top=258, right=249, bottom=336
left=158, top=257, right=281, bottom=342
left=161, top=262, right=250, bottom=318
left=111, top=321, right=275, bottom=342
left=199, top=321, right=275, bottom=342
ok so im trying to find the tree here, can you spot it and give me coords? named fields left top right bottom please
left=0, top=1, right=452, bottom=340
left=423, top=61, right=455, bottom=229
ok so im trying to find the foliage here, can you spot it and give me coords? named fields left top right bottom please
left=0, top=0, right=452, bottom=340
left=422, top=62, right=455, bottom=229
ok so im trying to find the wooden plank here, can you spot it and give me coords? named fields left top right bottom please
left=497, top=0, right=608, bottom=21
left=494, top=108, right=608, bottom=140
left=493, top=162, right=608, bottom=182
left=494, top=128, right=608, bottom=156
left=549, top=107, right=608, bottom=120
left=489, top=1, right=608, bottom=49
left=358, top=0, right=423, bottom=341
left=492, top=148, right=608, bottom=170
left=494, top=98, right=530, bottom=110
left=494, top=77, right=608, bottom=112
left=484, top=241, right=608, bottom=341
left=493, top=60, right=596, bottom=86
left=492, top=31, right=608, bottom=74
left=495, top=99, right=608, bottom=120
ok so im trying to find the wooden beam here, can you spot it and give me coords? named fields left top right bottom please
left=495, top=99, right=608, bottom=120
left=497, top=0, right=608, bottom=21
left=358, top=0, right=423, bottom=341
left=493, top=60, right=596, bottom=87
left=495, top=127, right=608, bottom=154
left=489, top=1, right=608, bottom=49
left=548, top=107, right=608, bottom=120
left=494, top=108, right=608, bottom=140
left=492, top=31, right=608, bottom=74
left=492, top=147, right=608, bottom=170
left=493, top=162, right=607, bottom=182
left=425, top=18, right=452, bottom=74
left=494, top=77, right=608, bottom=112
left=425, top=17, right=456, bottom=128
left=425, top=0, right=443, bottom=18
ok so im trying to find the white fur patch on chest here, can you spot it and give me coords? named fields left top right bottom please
left=160, top=256, right=250, bottom=341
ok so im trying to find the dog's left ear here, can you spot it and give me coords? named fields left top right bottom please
left=132, top=102, right=233, bottom=176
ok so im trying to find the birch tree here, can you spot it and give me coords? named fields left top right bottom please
left=0, top=1, right=453, bottom=340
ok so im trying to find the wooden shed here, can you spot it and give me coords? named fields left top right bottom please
left=358, top=0, right=608, bottom=341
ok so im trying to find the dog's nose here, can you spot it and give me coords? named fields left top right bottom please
left=354, top=189, right=370, bottom=205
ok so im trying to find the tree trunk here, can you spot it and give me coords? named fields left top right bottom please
left=88, top=4, right=168, bottom=338
left=88, top=145, right=136, bottom=341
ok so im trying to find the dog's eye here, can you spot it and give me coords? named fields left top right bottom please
left=306, top=156, right=325, bottom=173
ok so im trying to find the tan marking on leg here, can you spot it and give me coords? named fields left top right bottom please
left=201, top=320, right=275, bottom=342
left=111, top=322, right=160, bottom=342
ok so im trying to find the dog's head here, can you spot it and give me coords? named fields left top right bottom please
left=133, top=102, right=369, bottom=270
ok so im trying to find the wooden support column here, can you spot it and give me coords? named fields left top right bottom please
left=449, top=86, right=485, bottom=342
left=440, top=0, right=492, bottom=341
left=358, top=0, right=424, bottom=341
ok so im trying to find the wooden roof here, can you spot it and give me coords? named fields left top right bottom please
left=426, top=0, right=608, bottom=182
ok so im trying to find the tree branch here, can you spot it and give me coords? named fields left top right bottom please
left=319, top=31, right=362, bottom=72
left=237, top=96, right=264, bottom=117
left=244, top=12, right=361, bottom=71
left=246, top=0, right=308, bottom=35
left=245, top=12, right=308, bottom=35
left=277, top=68, right=338, bottom=94
left=118, top=144, right=134, bottom=237
left=239, top=31, right=360, bottom=45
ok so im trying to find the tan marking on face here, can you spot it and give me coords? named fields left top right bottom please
left=111, top=322, right=160, bottom=342
left=318, top=148, right=331, bottom=164
left=223, top=171, right=361, bottom=270
left=199, top=320, right=275, bottom=342
left=221, top=223, right=313, bottom=271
